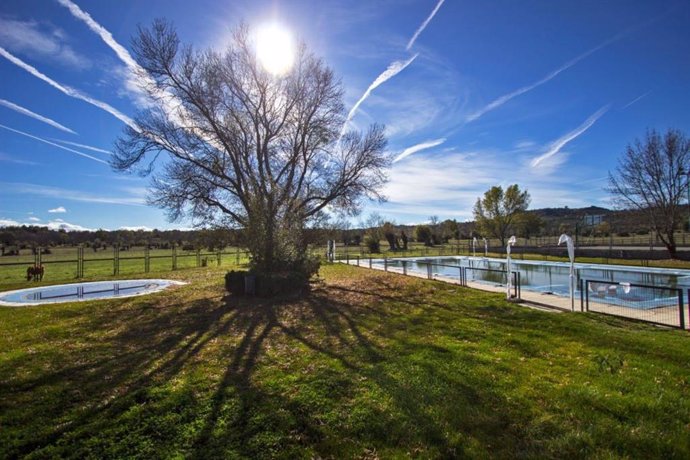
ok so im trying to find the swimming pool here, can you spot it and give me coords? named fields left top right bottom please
left=364, top=256, right=690, bottom=309
left=0, top=279, right=186, bottom=306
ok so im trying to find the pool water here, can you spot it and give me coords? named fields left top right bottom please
left=371, top=256, right=690, bottom=309
left=0, top=279, right=186, bottom=306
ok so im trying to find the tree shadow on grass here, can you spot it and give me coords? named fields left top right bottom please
left=3, top=276, right=538, bottom=458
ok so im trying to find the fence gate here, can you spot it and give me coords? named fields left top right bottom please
left=583, top=279, right=685, bottom=329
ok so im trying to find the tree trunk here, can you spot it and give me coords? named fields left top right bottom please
left=666, top=242, right=678, bottom=259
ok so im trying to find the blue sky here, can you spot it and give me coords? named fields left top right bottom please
left=1, top=0, right=689, bottom=230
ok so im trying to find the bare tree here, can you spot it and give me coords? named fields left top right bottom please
left=608, top=129, right=690, bottom=258
left=112, top=20, right=389, bottom=275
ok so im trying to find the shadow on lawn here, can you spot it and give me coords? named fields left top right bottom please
left=3, top=276, right=530, bottom=458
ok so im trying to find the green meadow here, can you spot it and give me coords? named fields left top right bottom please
left=1, top=264, right=688, bottom=458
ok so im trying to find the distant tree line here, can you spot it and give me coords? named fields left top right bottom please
left=0, top=227, right=240, bottom=255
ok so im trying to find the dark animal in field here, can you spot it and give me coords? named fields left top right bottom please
left=26, top=265, right=44, bottom=281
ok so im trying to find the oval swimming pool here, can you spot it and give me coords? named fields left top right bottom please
left=0, top=279, right=186, bottom=306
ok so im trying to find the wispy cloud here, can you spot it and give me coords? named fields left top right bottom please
left=368, top=145, right=607, bottom=222
left=46, top=220, right=93, bottom=231
left=622, top=90, right=651, bottom=110
left=0, top=219, right=21, bottom=227
left=393, top=138, right=446, bottom=163
left=0, top=98, right=77, bottom=134
left=406, top=0, right=446, bottom=51
left=0, top=16, right=91, bottom=70
left=0, top=123, right=108, bottom=164
left=0, top=217, right=92, bottom=231
left=466, top=36, right=621, bottom=123
left=52, top=139, right=112, bottom=155
left=530, top=105, right=610, bottom=168
left=119, top=225, right=153, bottom=231
left=0, top=46, right=136, bottom=129
left=0, top=152, right=40, bottom=166
left=0, top=182, right=146, bottom=206
left=48, top=206, right=67, bottom=213
left=342, top=54, right=418, bottom=134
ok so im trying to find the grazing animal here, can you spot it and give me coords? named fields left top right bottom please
left=26, top=265, right=44, bottom=281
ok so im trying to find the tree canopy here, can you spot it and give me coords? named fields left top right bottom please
left=473, top=184, right=531, bottom=247
left=112, top=20, right=390, bottom=274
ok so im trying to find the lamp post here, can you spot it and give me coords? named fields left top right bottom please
left=506, top=235, right=516, bottom=300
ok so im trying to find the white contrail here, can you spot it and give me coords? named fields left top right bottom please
left=56, top=0, right=209, bottom=157
left=622, top=90, right=651, bottom=109
left=467, top=36, right=621, bottom=123
left=57, top=0, right=139, bottom=70
left=0, top=123, right=108, bottom=164
left=0, top=98, right=77, bottom=134
left=342, top=54, right=418, bottom=136
left=393, top=138, right=446, bottom=163
left=530, top=105, right=609, bottom=168
left=52, top=139, right=112, bottom=155
left=0, top=46, right=136, bottom=129
left=406, top=0, right=446, bottom=51
left=56, top=0, right=149, bottom=103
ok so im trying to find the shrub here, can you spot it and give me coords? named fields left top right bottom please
left=225, top=255, right=319, bottom=297
left=364, top=234, right=380, bottom=253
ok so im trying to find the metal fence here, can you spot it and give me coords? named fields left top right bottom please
left=583, top=279, right=686, bottom=329
left=342, top=256, right=521, bottom=300
left=341, top=256, right=688, bottom=330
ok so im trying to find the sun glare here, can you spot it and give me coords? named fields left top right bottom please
left=255, top=23, right=295, bottom=76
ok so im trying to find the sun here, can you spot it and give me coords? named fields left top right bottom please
left=255, top=23, right=295, bottom=76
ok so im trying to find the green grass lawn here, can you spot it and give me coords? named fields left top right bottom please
left=1, top=264, right=689, bottom=458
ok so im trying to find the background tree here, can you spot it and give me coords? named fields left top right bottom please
left=362, top=213, right=384, bottom=254
left=382, top=222, right=398, bottom=251
left=473, top=184, right=531, bottom=247
left=113, top=20, right=389, bottom=277
left=440, top=219, right=459, bottom=243
left=608, top=129, right=690, bottom=258
left=415, top=225, right=433, bottom=247
left=514, top=212, right=544, bottom=240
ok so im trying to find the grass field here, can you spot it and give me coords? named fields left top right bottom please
left=1, top=264, right=689, bottom=458
left=0, top=247, right=251, bottom=286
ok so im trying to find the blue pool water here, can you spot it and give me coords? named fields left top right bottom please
left=0, top=279, right=185, bottom=306
left=365, top=256, right=690, bottom=309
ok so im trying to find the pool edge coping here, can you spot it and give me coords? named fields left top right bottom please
left=0, top=279, right=188, bottom=307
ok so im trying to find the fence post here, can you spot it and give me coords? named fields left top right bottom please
left=402, top=260, right=407, bottom=275
left=172, top=245, right=177, bottom=270
left=145, top=245, right=150, bottom=273
left=384, top=258, right=388, bottom=272
left=369, top=257, right=372, bottom=269
left=585, top=280, right=589, bottom=311
left=356, top=256, right=360, bottom=266
left=579, top=279, right=584, bottom=312
left=427, top=263, right=432, bottom=280
left=236, top=246, right=240, bottom=265
left=679, top=289, right=685, bottom=330
left=196, top=249, right=201, bottom=267
left=217, top=250, right=221, bottom=266
left=113, top=244, right=120, bottom=276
